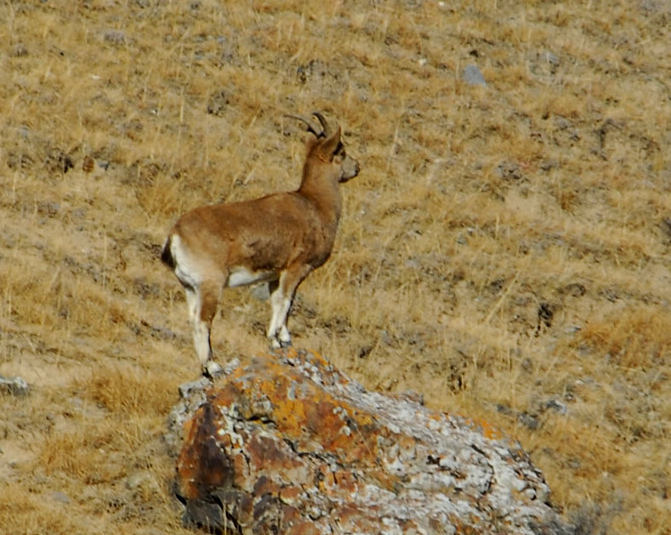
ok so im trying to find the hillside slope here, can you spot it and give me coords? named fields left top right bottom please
left=1, top=1, right=670, bottom=534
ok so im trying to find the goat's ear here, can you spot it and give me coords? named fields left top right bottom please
left=317, top=127, right=342, bottom=161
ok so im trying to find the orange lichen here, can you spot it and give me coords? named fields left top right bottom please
left=463, top=416, right=506, bottom=441
left=175, top=349, right=555, bottom=533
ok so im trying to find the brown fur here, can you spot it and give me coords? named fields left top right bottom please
left=162, top=114, right=359, bottom=375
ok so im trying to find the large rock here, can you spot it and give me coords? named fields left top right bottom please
left=168, top=349, right=562, bottom=534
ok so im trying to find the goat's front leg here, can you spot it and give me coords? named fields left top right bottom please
left=268, top=283, right=293, bottom=348
left=267, top=266, right=311, bottom=349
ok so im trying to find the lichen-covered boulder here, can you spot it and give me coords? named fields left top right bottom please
left=169, top=348, right=561, bottom=534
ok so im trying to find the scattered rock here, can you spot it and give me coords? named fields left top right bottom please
left=560, top=283, right=587, bottom=298
left=51, top=491, right=71, bottom=504
left=539, top=50, right=560, bottom=72
left=463, top=64, right=487, bottom=87
left=0, top=375, right=29, bottom=397
left=103, top=30, right=127, bottom=45
left=544, top=399, right=568, bottom=415
left=207, top=89, right=231, bottom=117
left=497, top=161, right=525, bottom=181
left=169, top=348, right=564, bottom=535
left=45, top=148, right=74, bottom=174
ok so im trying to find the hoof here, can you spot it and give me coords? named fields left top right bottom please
left=269, top=337, right=292, bottom=350
left=202, top=361, right=224, bottom=379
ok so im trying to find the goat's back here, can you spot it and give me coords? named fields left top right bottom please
left=171, top=192, right=334, bottom=273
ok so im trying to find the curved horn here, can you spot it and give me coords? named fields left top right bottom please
left=311, top=112, right=333, bottom=138
left=284, top=114, right=323, bottom=138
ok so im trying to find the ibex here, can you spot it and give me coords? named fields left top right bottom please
left=161, top=113, right=360, bottom=376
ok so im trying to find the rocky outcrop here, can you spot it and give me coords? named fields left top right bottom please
left=168, top=348, right=563, bottom=534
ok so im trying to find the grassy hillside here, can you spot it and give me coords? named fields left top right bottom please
left=1, top=1, right=670, bottom=533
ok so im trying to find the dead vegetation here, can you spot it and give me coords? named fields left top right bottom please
left=1, top=1, right=670, bottom=534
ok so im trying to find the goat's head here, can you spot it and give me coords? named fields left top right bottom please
left=287, top=112, right=360, bottom=183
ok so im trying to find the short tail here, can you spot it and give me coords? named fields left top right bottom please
left=160, top=236, right=176, bottom=269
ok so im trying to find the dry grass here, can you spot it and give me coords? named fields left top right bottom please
left=1, top=1, right=670, bottom=534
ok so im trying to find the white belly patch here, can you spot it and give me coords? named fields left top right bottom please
left=227, top=266, right=277, bottom=288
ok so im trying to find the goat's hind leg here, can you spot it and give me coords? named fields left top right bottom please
left=186, top=281, right=223, bottom=377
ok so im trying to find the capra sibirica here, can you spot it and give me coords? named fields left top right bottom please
left=161, top=113, right=360, bottom=376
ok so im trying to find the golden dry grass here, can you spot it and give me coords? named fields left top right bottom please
left=1, top=1, right=670, bottom=533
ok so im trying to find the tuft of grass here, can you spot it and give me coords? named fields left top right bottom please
left=0, top=485, right=85, bottom=535
left=574, top=305, right=671, bottom=372
left=80, top=364, right=176, bottom=417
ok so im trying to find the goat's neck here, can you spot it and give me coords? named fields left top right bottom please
left=298, top=164, right=342, bottom=223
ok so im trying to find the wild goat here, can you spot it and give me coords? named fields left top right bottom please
left=161, top=113, right=360, bottom=376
